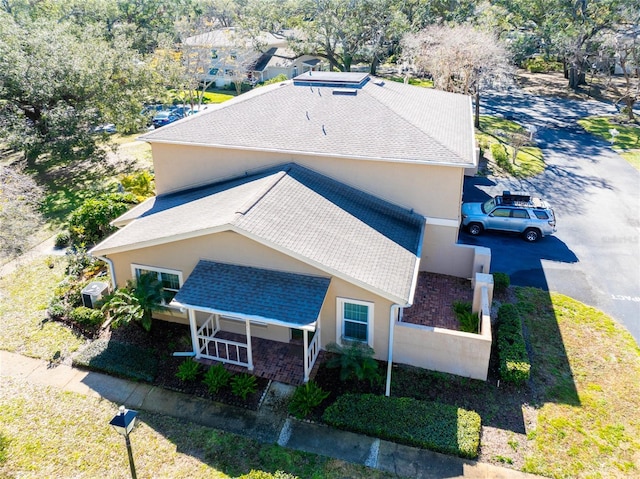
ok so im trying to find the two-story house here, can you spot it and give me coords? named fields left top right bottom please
left=90, top=72, right=492, bottom=392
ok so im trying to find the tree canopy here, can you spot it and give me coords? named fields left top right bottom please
left=402, top=24, right=512, bottom=126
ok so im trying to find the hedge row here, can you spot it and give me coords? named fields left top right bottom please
left=497, top=304, right=531, bottom=385
left=322, top=393, right=481, bottom=459
left=72, top=339, right=158, bottom=383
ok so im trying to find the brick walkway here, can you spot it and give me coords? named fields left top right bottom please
left=402, top=272, right=473, bottom=330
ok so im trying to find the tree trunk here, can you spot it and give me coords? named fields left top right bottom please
left=474, top=91, right=480, bottom=129
left=623, top=97, right=636, bottom=121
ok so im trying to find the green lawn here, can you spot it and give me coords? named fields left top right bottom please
left=385, top=75, right=434, bottom=88
left=577, top=116, right=640, bottom=170
left=0, top=378, right=393, bottom=479
left=0, top=256, right=85, bottom=361
left=477, top=116, right=545, bottom=177
left=516, top=288, right=640, bottom=478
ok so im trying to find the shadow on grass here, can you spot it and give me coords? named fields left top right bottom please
left=141, top=417, right=321, bottom=479
left=25, top=142, right=139, bottom=226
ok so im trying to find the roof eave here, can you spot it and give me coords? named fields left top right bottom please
left=169, top=300, right=318, bottom=331
left=137, top=139, right=476, bottom=168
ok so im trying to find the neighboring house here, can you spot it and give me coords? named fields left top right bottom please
left=90, top=72, right=489, bottom=389
left=184, top=27, right=326, bottom=87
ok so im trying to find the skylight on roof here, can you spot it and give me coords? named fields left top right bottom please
left=293, top=71, right=369, bottom=89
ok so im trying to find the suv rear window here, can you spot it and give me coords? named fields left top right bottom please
left=512, top=210, right=529, bottom=218
left=533, top=210, right=549, bottom=219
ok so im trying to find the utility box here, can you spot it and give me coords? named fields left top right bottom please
left=81, top=282, right=109, bottom=309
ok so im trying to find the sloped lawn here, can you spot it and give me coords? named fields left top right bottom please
left=0, top=256, right=85, bottom=361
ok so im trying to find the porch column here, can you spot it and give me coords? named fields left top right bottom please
left=245, top=318, right=254, bottom=371
left=303, top=329, right=309, bottom=382
left=188, top=309, right=200, bottom=358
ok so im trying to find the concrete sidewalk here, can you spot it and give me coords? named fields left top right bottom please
left=1, top=350, right=540, bottom=478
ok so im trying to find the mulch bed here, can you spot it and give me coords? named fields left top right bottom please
left=98, top=320, right=269, bottom=410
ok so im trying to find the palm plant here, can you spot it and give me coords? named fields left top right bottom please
left=101, top=272, right=168, bottom=332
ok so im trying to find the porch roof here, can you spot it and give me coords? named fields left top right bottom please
left=170, top=260, right=330, bottom=329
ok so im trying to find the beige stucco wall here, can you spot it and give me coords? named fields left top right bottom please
left=105, top=230, right=396, bottom=358
left=393, top=320, right=492, bottom=380
left=150, top=143, right=464, bottom=221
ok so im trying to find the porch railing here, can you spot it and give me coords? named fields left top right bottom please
left=196, top=315, right=250, bottom=368
left=304, top=331, right=320, bottom=382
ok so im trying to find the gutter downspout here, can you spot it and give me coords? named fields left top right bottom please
left=96, top=255, right=117, bottom=292
left=386, top=217, right=425, bottom=396
left=386, top=304, right=401, bottom=397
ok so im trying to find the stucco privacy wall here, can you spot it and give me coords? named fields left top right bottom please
left=150, top=144, right=464, bottom=221
left=392, top=319, right=492, bottom=380
left=105, top=230, right=395, bottom=359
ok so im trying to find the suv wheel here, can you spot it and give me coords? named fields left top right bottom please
left=523, top=228, right=540, bottom=242
left=468, top=223, right=484, bottom=236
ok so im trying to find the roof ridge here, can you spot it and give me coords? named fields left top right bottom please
left=235, top=168, right=290, bottom=215
left=363, top=80, right=469, bottom=162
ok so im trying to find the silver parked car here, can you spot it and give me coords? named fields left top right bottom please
left=461, top=191, right=556, bottom=242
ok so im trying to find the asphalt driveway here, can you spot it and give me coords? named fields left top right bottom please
left=460, top=91, right=640, bottom=343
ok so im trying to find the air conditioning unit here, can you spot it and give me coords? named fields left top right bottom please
left=81, top=282, right=110, bottom=309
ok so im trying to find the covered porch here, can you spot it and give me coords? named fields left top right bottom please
left=197, top=330, right=315, bottom=385
left=171, top=260, right=330, bottom=384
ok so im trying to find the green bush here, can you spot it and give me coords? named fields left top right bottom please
left=231, top=373, right=258, bottom=400
left=54, top=231, right=70, bottom=248
left=453, top=301, right=479, bottom=333
left=490, top=142, right=511, bottom=171
left=497, top=304, right=531, bottom=385
left=323, top=393, right=481, bottom=459
left=523, top=57, right=563, bottom=73
left=69, top=306, right=103, bottom=327
left=47, top=298, right=68, bottom=320
left=325, top=342, right=381, bottom=386
left=493, top=272, right=511, bottom=294
left=72, top=339, right=158, bottom=382
left=202, top=363, right=231, bottom=394
left=120, top=170, right=155, bottom=201
left=288, top=381, right=330, bottom=419
left=175, top=358, right=201, bottom=382
left=68, top=193, right=137, bottom=246
left=237, top=471, right=298, bottom=479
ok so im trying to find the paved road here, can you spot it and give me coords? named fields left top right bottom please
left=461, top=91, right=640, bottom=343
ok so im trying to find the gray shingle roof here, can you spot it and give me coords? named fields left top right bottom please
left=90, top=163, right=424, bottom=304
left=139, top=75, right=474, bottom=166
left=171, top=260, right=330, bottom=327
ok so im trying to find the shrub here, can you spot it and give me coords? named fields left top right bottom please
left=47, top=298, right=68, bottom=320
left=453, top=301, right=479, bottom=333
left=325, top=342, right=381, bottom=386
left=237, top=472, right=298, bottom=479
left=493, top=272, right=511, bottom=294
left=202, top=363, right=231, bottom=394
left=120, top=171, right=155, bottom=201
left=323, top=393, right=481, bottom=459
left=288, top=381, right=330, bottom=419
left=68, top=194, right=136, bottom=246
left=69, top=306, right=103, bottom=327
left=490, top=142, right=511, bottom=171
left=523, top=57, right=563, bottom=73
left=231, top=373, right=258, bottom=400
left=54, top=231, right=70, bottom=248
left=175, top=358, right=201, bottom=382
left=72, top=339, right=158, bottom=382
left=497, top=304, right=531, bottom=385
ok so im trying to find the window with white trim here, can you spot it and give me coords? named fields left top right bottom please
left=337, top=298, right=374, bottom=347
left=131, top=265, right=182, bottom=304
